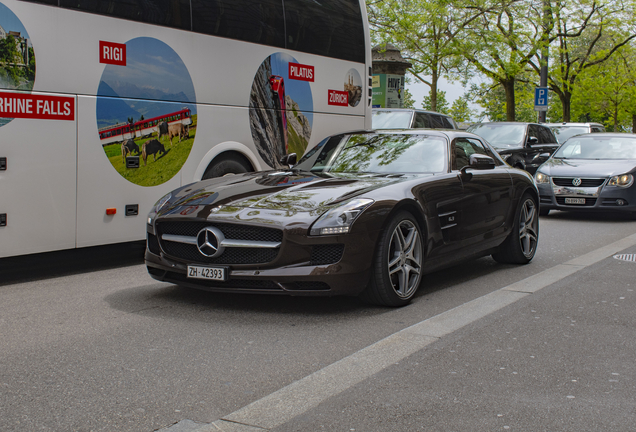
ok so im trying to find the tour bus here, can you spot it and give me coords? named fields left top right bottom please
left=0, top=0, right=371, bottom=258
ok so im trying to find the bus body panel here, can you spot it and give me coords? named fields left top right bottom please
left=0, top=0, right=371, bottom=258
left=0, top=91, right=77, bottom=258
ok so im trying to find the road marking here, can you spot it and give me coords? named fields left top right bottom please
left=161, top=233, right=636, bottom=432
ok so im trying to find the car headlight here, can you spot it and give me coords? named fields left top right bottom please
left=309, top=198, right=374, bottom=236
left=148, top=192, right=172, bottom=224
left=535, top=172, right=550, bottom=184
left=608, top=174, right=634, bottom=187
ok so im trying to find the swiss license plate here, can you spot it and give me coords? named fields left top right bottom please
left=565, top=197, right=586, bottom=205
left=187, top=265, right=227, bottom=281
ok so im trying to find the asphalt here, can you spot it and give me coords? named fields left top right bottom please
left=158, top=234, right=636, bottom=432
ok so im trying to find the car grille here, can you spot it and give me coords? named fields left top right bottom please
left=552, top=177, right=606, bottom=187
left=156, top=221, right=282, bottom=265
left=310, top=244, right=345, bottom=265
left=147, top=233, right=160, bottom=255
left=556, top=197, right=597, bottom=206
left=157, top=221, right=282, bottom=242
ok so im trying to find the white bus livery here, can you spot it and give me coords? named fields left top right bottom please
left=0, top=0, right=371, bottom=258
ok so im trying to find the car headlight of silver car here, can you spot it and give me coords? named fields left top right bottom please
left=535, top=172, right=550, bottom=184
left=608, top=173, right=634, bottom=187
left=147, top=192, right=172, bottom=224
left=310, top=198, right=375, bottom=236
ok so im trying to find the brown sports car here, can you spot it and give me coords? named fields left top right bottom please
left=145, top=130, right=539, bottom=306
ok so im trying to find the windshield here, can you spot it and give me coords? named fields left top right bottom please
left=551, top=126, right=588, bottom=143
left=467, top=124, right=526, bottom=149
left=372, top=111, right=412, bottom=129
left=294, top=134, right=448, bottom=173
left=554, top=136, right=636, bottom=159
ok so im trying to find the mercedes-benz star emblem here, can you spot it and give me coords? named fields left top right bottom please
left=196, top=227, right=226, bottom=257
left=572, top=178, right=582, bottom=187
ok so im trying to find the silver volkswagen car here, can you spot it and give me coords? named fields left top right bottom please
left=534, top=133, right=636, bottom=217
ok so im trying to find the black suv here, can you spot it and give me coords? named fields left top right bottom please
left=372, top=108, right=458, bottom=130
left=466, top=122, right=559, bottom=174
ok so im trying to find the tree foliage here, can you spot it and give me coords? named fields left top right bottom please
left=368, top=0, right=636, bottom=124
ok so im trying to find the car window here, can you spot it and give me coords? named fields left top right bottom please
left=538, top=126, right=556, bottom=144
left=554, top=136, right=636, bottom=159
left=440, top=116, right=455, bottom=129
left=452, top=137, right=491, bottom=170
left=466, top=124, right=525, bottom=148
left=413, top=113, right=431, bottom=128
left=527, top=125, right=541, bottom=144
left=430, top=114, right=444, bottom=129
left=372, top=111, right=412, bottom=129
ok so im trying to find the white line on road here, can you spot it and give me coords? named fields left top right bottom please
left=161, top=233, right=636, bottom=432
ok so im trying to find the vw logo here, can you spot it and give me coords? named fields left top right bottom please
left=572, top=178, right=582, bottom=186
left=196, top=226, right=225, bottom=257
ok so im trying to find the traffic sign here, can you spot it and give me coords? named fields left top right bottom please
left=534, top=87, right=549, bottom=111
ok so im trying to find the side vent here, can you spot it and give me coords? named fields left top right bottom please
left=125, top=204, right=139, bottom=216
left=126, top=156, right=140, bottom=169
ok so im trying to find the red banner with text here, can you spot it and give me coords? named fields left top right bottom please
left=0, top=92, right=75, bottom=120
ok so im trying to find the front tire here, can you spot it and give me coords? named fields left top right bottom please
left=492, top=193, right=539, bottom=264
left=360, top=211, right=424, bottom=307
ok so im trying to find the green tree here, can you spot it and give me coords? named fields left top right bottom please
left=402, top=88, right=415, bottom=109
left=422, top=90, right=449, bottom=113
left=368, top=0, right=491, bottom=111
left=571, top=45, right=636, bottom=131
left=457, top=0, right=556, bottom=121
left=449, top=95, right=476, bottom=122
left=529, top=0, right=636, bottom=122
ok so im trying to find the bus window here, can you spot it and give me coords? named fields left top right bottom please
left=191, top=0, right=285, bottom=48
left=285, top=0, right=365, bottom=63
left=59, top=0, right=191, bottom=30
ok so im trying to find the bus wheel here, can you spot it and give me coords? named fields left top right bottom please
left=202, top=153, right=252, bottom=179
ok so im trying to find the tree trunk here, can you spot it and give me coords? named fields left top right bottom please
left=502, top=78, right=516, bottom=121
left=430, top=68, right=439, bottom=112
left=561, top=91, right=571, bottom=122
left=632, top=114, right=636, bottom=133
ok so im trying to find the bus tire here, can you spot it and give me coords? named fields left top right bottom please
left=202, top=153, right=252, bottom=179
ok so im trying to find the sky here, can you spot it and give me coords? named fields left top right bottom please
left=0, top=3, right=30, bottom=38
left=407, top=76, right=483, bottom=119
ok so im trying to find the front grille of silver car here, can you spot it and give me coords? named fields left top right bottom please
left=552, top=178, right=606, bottom=187
left=156, top=221, right=282, bottom=265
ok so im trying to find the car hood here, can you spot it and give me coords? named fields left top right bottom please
left=539, top=158, right=636, bottom=177
left=159, top=170, right=421, bottom=217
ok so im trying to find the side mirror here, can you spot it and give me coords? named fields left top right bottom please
left=527, top=136, right=539, bottom=145
left=279, top=153, right=297, bottom=167
left=461, top=154, right=495, bottom=174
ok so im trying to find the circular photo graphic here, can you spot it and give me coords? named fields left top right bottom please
left=0, top=1, right=36, bottom=127
left=345, top=68, right=362, bottom=107
left=96, top=37, right=196, bottom=187
left=249, top=52, right=313, bottom=168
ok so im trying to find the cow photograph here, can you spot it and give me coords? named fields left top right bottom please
left=96, top=37, right=197, bottom=186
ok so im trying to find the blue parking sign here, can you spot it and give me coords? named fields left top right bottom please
left=534, top=87, right=548, bottom=111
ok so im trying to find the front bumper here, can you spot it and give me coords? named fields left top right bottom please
left=144, top=217, right=379, bottom=297
left=537, top=178, right=636, bottom=213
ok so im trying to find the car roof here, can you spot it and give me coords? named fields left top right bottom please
left=544, top=122, right=605, bottom=127
left=567, top=132, right=636, bottom=138
left=372, top=108, right=452, bottom=117
left=359, top=128, right=485, bottom=140
left=469, top=122, right=542, bottom=126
